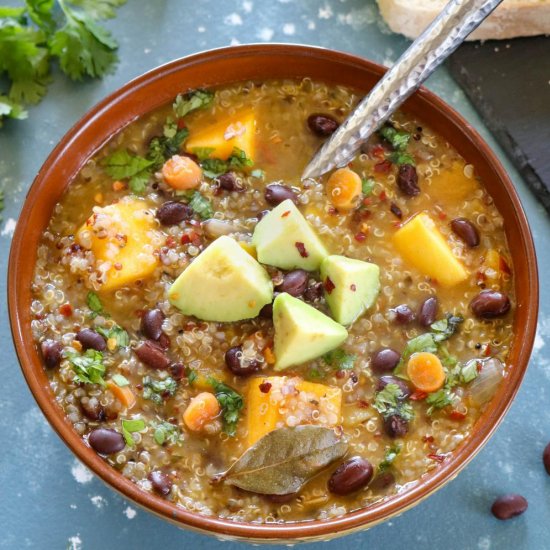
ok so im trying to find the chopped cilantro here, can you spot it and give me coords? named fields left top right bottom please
left=373, top=383, right=414, bottom=422
left=86, top=291, right=103, bottom=316
left=228, top=147, right=254, bottom=170
left=102, top=149, right=154, bottom=193
left=208, top=377, right=243, bottom=436
left=188, top=191, right=213, bottom=220
left=389, top=151, right=416, bottom=166
left=430, top=314, right=464, bottom=342
left=96, top=324, right=129, bottom=348
left=65, top=348, right=106, bottom=386
left=191, top=147, right=216, bottom=161
left=362, top=177, right=375, bottom=196
left=379, top=125, right=411, bottom=151
left=426, top=387, right=456, bottom=415
left=148, top=120, right=189, bottom=168
left=186, top=368, right=198, bottom=385
left=111, top=373, right=129, bottom=387
left=142, top=375, right=177, bottom=405
left=379, top=445, right=401, bottom=472
left=121, top=417, right=145, bottom=447
left=460, top=359, right=480, bottom=384
left=323, top=348, right=356, bottom=371
left=199, top=147, right=253, bottom=179
left=250, top=169, right=265, bottom=179
left=152, top=421, right=181, bottom=446
left=173, top=89, right=214, bottom=118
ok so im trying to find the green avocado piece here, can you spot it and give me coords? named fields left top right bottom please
left=252, top=199, right=329, bottom=271
left=273, top=293, right=348, bottom=371
left=168, top=236, right=273, bottom=322
left=320, top=255, right=380, bottom=326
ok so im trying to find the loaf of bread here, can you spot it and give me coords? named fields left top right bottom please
left=377, top=0, right=550, bottom=40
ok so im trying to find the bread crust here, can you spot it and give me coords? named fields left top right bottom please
left=377, top=0, right=550, bottom=40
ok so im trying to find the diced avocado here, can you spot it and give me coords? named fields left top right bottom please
left=252, top=199, right=329, bottom=271
left=273, top=293, right=348, bottom=371
left=320, top=255, right=380, bottom=325
left=185, top=110, right=256, bottom=161
left=168, top=236, right=273, bottom=322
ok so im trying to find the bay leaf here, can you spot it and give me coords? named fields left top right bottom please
left=216, top=425, right=348, bottom=495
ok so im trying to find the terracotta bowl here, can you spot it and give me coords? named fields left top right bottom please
left=8, top=44, right=539, bottom=543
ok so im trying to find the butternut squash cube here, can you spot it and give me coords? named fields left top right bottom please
left=185, top=110, right=256, bottom=161
left=393, top=212, right=468, bottom=287
left=246, top=376, right=342, bottom=446
left=77, top=198, right=162, bottom=292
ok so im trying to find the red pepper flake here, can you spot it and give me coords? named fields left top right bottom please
left=165, top=235, right=177, bottom=248
left=281, top=210, right=291, bottom=218
left=379, top=189, right=388, bottom=201
left=448, top=410, right=467, bottom=421
left=476, top=360, right=483, bottom=373
left=354, top=232, right=367, bottom=242
left=438, top=210, right=447, bottom=221
left=177, top=118, right=187, bottom=130
left=374, top=160, right=392, bottom=174
left=484, top=344, right=492, bottom=357
left=358, top=400, right=370, bottom=409
left=428, top=453, right=446, bottom=463
left=369, top=144, right=386, bottom=159
left=422, top=435, right=434, bottom=443
left=350, top=284, right=357, bottom=292
left=410, top=390, right=428, bottom=401
left=500, top=256, right=512, bottom=275
left=362, top=197, right=372, bottom=206
left=324, top=277, right=335, bottom=294
left=390, top=201, right=403, bottom=219
left=181, top=234, right=191, bottom=245
left=295, top=242, right=308, bottom=258
left=59, top=303, right=73, bottom=317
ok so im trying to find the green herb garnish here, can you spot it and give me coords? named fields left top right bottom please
left=0, top=0, right=126, bottom=127
left=142, top=375, right=177, bottom=405
left=173, top=89, right=214, bottom=118
left=188, top=191, right=213, bottom=220
left=379, top=125, right=410, bottom=150
left=379, top=445, right=401, bottom=472
left=102, top=149, right=154, bottom=193
left=111, top=373, right=129, bottom=387
left=373, top=383, right=414, bottom=422
left=362, top=177, right=375, bottom=196
left=199, top=147, right=253, bottom=178
left=389, top=151, right=416, bottom=166
left=186, top=367, right=198, bottom=385
left=65, top=348, right=106, bottom=386
left=121, top=418, right=145, bottom=447
left=148, top=120, right=189, bottom=168
left=208, top=377, right=244, bottom=436
left=323, top=348, right=356, bottom=371
left=430, top=314, right=464, bottom=342
left=96, top=324, right=129, bottom=348
left=250, top=169, right=265, bottom=179
left=152, top=421, right=181, bottom=446
left=86, top=291, right=103, bottom=316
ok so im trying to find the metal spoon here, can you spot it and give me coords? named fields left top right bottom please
left=302, top=0, right=504, bottom=180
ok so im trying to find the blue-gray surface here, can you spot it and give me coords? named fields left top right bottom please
left=1, top=1, right=548, bottom=549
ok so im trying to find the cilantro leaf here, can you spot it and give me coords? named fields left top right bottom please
left=173, top=89, right=214, bottom=118
left=460, top=359, right=480, bottom=384
left=152, top=421, right=181, bottom=446
left=362, top=177, right=375, bottom=196
left=186, top=368, right=198, bottom=385
left=200, top=158, right=229, bottom=179
left=191, top=147, right=215, bottom=161
left=188, top=191, right=213, bottom=220
left=379, top=444, right=401, bottom=472
left=68, top=0, right=126, bottom=20
left=25, top=0, right=56, bottom=32
left=373, top=383, right=414, bottom=422
left=0, top=95, right=27, bottom=127
left=379, top=125, right=410, bottom=151
left=426, top=387, right=456, bottom=415
left=102, top=149, right=153, bottom=193
left=430, top=314, right=464, bottom=342
left=198, top=147, right=253, bottom=179
left=142, top=375, right=177, bottom=405
left=389, top=151, right=416, bottom=166
left=65, top=348, right=106, bottom=385
left=96, top=324, right=129, bottom=348
left=121, top=417, right=145, bottom=447
left=208, top=378, right=243, bottom=436
left=148, top=120, right=189, bottom=168
left=323, top=348, right=356, bottom=371
left=228, top=147, right=254, bottom=170
left=86, top=290, right=103, bottom=314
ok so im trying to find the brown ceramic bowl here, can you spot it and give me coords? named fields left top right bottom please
left=8, top=44, right=538, bottom=543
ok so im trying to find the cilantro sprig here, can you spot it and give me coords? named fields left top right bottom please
left=142, top=375, right=177, bottom=405
left=379, top=124, right=415, bottom=166
left=208, top=377, right=243, bottom=436
left=0, top=0, right=127, bottom=126
left=379, top=445, right=401, bottom=472
left=121, top=418, right=146, bottom=447
left=194, top=146, right=253, bottom=179
left=373, top=383, right=414, bottom=422
left=65, top=348, right=106, bottom=386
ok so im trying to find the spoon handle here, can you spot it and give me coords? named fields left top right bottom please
left=302, top=0, right=504, bottom=179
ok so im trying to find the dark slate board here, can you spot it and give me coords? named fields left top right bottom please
left=447, top=36, right=550, bottom=213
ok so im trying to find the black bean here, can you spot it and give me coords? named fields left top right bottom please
left=418, top=296, right=438, bottom=327
left=304, top=282, right=324, bottom=303
left=369, top=472, right=395, bottom=491
left=168, top=362, right=185, bottom=381
left=328, top=457, right=374, bottom=495
left=41, top=339, right=62, bottom=369
left=371, top=348, right=401, bottom=374
left=218, top=172, right=243, bottom=192
left=376, top=376, right=411, bottom=399
left=390, top=202, right=403, bottom=219
left=259, top=302, right=273, bottom=319
left=141, top=309, right=165, bottom=341
left=88, top=428, right=125, bottom=455
left=307, top=114, right=340, bottom=137
left=276, top=270, right=309, bottom=297
left=135, top=340, right=171, bottom=370
left=450, top=218, right=480, bottom=247
left=491, top=494, right=528, bottom=520
left=470, top=290, right=511, bottom=319
left=264, top=184, right=298, bottom=206
left=384, top=414, right=409, bottom=438
left=225, top=345, right=261, bottom=376
left=80, top=396, right=105, bottom=421
left=397, top=164, right=419, bottom=196
left=76, top=329, right=106, bottom=351
left=156, top=201, right=193, bottom=226
left=393, top=304, right=415, bottom=324
left=544, top=442, right=550, bottom=475
left=148, top=470, right=172, bottom=496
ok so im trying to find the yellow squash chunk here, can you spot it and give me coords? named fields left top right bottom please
left=77, top=198, right=161, bottom=292
left=185, top=110, right=256, bottom=161
left=393, top=212, right=468, bottom=287
left=246, top=376, right=342, bottom=446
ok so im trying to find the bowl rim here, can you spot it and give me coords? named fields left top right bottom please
left=8, top=43, right=539, bottom=541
